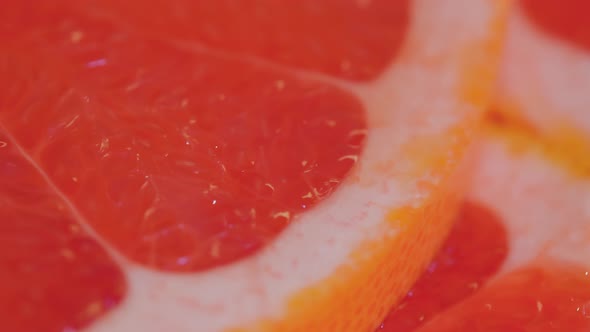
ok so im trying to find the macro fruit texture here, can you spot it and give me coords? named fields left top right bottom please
left=378, top=131, right=590, bottom=332
left=378, top=0, right=590, bottom=330
left=0, top=1, right=506, bottom=331
left=7, top=0, right=590, bottom=331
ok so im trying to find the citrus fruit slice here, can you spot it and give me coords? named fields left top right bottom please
left=378, top=128, right=590, bottom=331
left=0, top=0, right=507, bottom=331
left=0, top=131, right=127, bottom=332
left=377, top=1, right=590, bottom=328
left=377, top=201, right=509, bottom=332
left=409, top=131, right=590, bottom=331
left=452, top=3, right=590, bottom=323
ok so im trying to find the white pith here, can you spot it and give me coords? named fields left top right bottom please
left=495, top=4, right=590, bottom=135
left=468, top=138, right=590, bottom=278
left=80, top=1, right=500, bottom=331
left=469, top=3, right=590, bottom=281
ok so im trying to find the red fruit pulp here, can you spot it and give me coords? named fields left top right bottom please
left=520, top=0, right=590, bottom=52
left=378, top=201, right=509, bottom=332
left=0, top=1, right=383, bottom=273
left=0, top=0, right=411, bottom=330
left=0, top=131, right=126, bottom=332
left=417, top=265, right=590, bottom=332
left=72, top=0, right=411, bottom=81
left=379, top=199, right=590, bottom=332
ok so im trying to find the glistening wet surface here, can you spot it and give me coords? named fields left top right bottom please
left=0, top=0, right=412, bottom=330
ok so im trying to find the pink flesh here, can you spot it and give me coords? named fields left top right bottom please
left=378, top=201, right=509, bottom=332
left=0, top=1, right=372, bottom=272
left=0, top=130, right=126, bottom=332
left=0, top=0, right=413, bottom=330
left=70, top=0, right=411, bottom=81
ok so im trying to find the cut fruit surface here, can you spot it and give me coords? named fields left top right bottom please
left=414, top=132, right=590, bottom=331
left=425, top=0, right=590, bottom=325
left=0, top=130, right=127, bottom=332
left=521, top=0, right=590, bottom=52
left=0, top=0, right=506, bottom=331
left=471, top=121, right=590, bottom=292
left=2, top=2, right=368, bottom=271
left=377, top=129, right=590, bottom=332
left=493, top=0, right=590, bottom=163
left=377, top=0, right=590, bottom=327
left=377, top=201, right=508, bottom=332
left=70, top=0, right=412, bottom=82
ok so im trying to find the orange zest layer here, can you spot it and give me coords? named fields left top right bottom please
left=227, top=3, right=510, bottom=331
left=229, top=115, right=494, bottom=332
left=229, top=124, right=471, bottom=332
left=484, top=108, right=590, bottom=178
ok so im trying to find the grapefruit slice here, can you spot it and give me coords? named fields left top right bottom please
left=408, top=131, right=590, bottom=331
left=437, top=2, right=590, bottom=325
left=0, top=0, right=507, bottom=331
left=379, top=126, right=590, bottom=331
left=377, top=201, right=509, bottom=332
left=377, top=1, right=590, bottom=329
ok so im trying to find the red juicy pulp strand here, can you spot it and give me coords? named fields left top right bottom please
left=0, top=3, right=365, bottom=272
left=520, top=0, right=590, bottom=52
left=0, top=131, right=126, bottom=332
left=0, top=0, right=411, bottom=273
left=377, top=201, right=509, bottom=332
left=415, top=264, right=590, bottom=332
left=69, top=0, right=411, bottom=81
left=0, top=0, right=408, bottom=329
